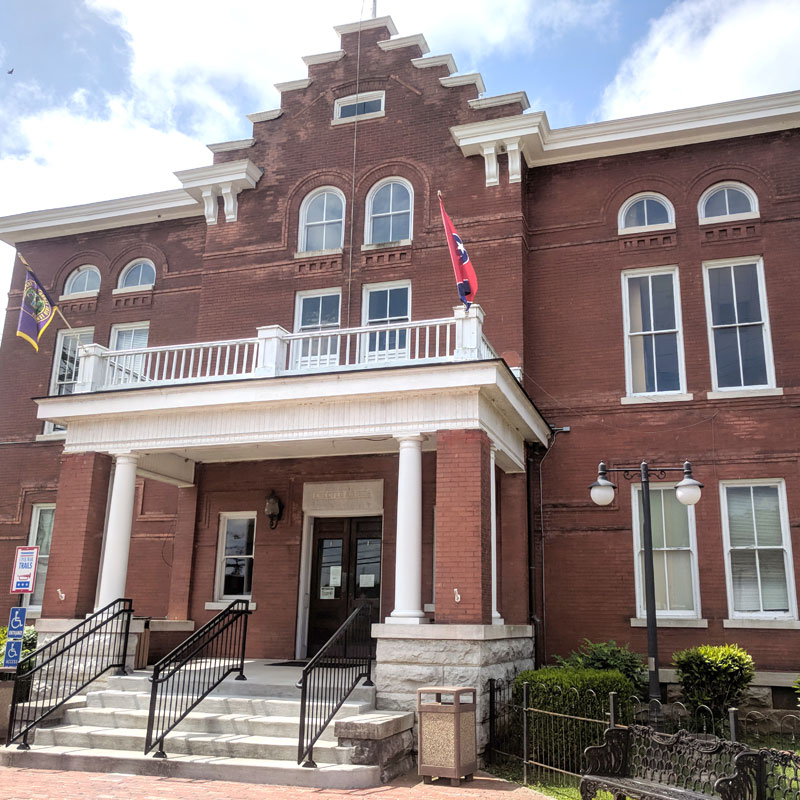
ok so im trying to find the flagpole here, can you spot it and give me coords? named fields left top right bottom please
left=56, top=307, right=73, bottom=330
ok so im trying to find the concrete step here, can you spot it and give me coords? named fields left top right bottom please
left=64, top=707, right=338, bottom=740
left=0, top=745, right=380, bottom=790
left=34, top=724, right=354, bottom=764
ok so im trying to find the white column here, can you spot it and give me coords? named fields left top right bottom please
left=388, top=435, right=427, bottom=624
left=491, top=446, right=504, bottom=624
left=96, top=453, right=139, bottom=609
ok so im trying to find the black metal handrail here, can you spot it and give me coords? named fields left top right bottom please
left=144, top=599, right=249, bottom=758
left=296, top=603, right=374, bottom=767
left=7, top=597, right=134, bottom=749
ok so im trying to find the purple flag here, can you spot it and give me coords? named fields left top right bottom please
left=16, top=261, right=57, bottom=352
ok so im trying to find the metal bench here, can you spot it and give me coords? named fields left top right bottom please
left=734, top=747, right=800, bottom=800
left=581, top=725, right=752, bottom=800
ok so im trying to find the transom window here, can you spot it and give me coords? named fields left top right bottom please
left=699, top=182, right=758, bottom=222
left=703, top=258, right=774, bottom=390
left=623, top=268, right=685, bottom=396
left=333, top=91, right=385, bottom=123
left=721, top=481, right=796, bottom=618
left=299, top=188, right=345, bottom=252
left=64, top=265, right=100, bottom=295
left=366, top=179, right=412, bottom=244
left=633, top=486, right=699, bottom=617
left=216, top=513, right=256, bottom=599
left=618, top=193, right=674, bottom=233
left=119, top=260, right=155, bottom=289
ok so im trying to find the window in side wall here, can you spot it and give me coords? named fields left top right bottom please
left=46, top=327, right=94, bottom=433
left=118, top=259, right=155, bottom=290
left=622, top=267, right=685, bottom=396
left=699, top=182, right=758, bottom=224
left=26, top=504, right=55, bottom=612
left=703, top=258, right=775, bottom=391
left=215, top=513, right=257, bottom=600
left=292, top=289, right=342, bottom=369
left=333, top=91, right=385, bottom=123
left=362, top=281, right=411, bottom=362
left=63, top=265, right=100, bottom=296
left=299, top=188, right=345, bottom=253
left=633, top=485, right=700, bottom=618
left=721, top=481, right=796, bottom=619
left=618, top=193, right=675, bottom=234
left=365, top=179, right=413, bottom=244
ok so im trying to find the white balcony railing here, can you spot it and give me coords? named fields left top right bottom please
left=75, top=305, right=497, bottom=393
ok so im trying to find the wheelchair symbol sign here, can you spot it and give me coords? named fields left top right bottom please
left=7, top=607, right=27, bottom=640
left=3, top=640, right=21, bottom=668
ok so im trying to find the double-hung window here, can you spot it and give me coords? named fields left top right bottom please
left=633, top=486, right=700, bottom=618
left=26, top=504, right=55, bottom=612
left=362, top=281, right=410, bottom=362
left=108, top=322, right=150, bottom=385
left=721, top=481, right=796, bottom=619
left=365, top=179, right=413, bottom=245
left=299, top=188, right=345, bottom=252
left=46, top=327, right=94, bottom=433
left=703, top=258, right=774, bottom=391
left=216, top=513, right=256, bottom=599
left=292, top=290, right=341, bottom=369
left=622, top=268, right=685, bottom=397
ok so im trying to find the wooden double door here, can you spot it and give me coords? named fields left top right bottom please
left=307, top=516, right=382, bottom=657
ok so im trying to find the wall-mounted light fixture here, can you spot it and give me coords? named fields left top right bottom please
left=265, top=490, right=284, bottom=529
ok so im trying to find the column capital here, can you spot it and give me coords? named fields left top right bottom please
left=395, top=434, right=424, bottom=446
left=112, top=453, right=139, bottom=467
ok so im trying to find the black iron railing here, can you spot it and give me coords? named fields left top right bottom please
left=7, top=597, right=134, bottom=749
left=144, top=599, right=249, bottom=758
left=297, top=603, right=374, bottom=767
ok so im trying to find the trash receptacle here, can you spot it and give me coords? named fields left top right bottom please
left=417, top=686, right=477, bottom=786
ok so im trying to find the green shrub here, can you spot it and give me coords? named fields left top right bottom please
left=0, top=625, right=38, bottom=679
left=793, top=674, right=799, bottom=709
left=673, top=644, right=755, bottom=723
left=554, top=639, right=647, bottom=695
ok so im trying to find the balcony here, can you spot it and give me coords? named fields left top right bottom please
left=75, top=305, right=500, bottom=393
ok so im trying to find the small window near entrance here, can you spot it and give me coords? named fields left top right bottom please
left=26, top=504, right=55, bottom=612
left=216, top=513, right=256, bottom=599
left=317, top=539, right=343, bottom=600
left=354, top=538, right=381, bottom=600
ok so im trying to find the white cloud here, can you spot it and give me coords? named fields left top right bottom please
left=599, top=0, right=800, bottom=121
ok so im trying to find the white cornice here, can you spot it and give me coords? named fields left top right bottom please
left=440, top=73, right=486, bottom=95
left=334, top=16, right=397, bottom=38
left=302, top=50, right=345, bottom=66
left=378, top=33, right=429, bottom=54
left=469, top=91, right=530, bottom=111
left=247, top=108, right=283, bottom=123
left=206, top=138, right=256, bottom=154
left=451, top=89, right=800, bottom=180
left=274, top=78, right=312, bottom=93
left=0, top=189, right=203, bottom=246
left=412, top=54, right=457, bottom=74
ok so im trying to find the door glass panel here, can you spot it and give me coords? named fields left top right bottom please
left=354, top=538, right=381, bottom=600
left=318, top=538, right=343, bottom=600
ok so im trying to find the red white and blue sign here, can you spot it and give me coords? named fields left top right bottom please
left=10, top=546, right=39, bottom=594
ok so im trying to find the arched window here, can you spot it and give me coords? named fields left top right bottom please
left=699, top=182, right=758, bottom=223
left=366, top=178, right=413, bottom=244
left=118, top=260, right=156, bottom=290
left=618, top=193, right=675, bottom=233
left=64, top=265, right=101, bottom=295
left=299, top=188, right=345, bottom=252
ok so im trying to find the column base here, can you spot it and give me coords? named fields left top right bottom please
left=385, top=614, right=429, bottom=625
left=492, top=614, right=505, bottom=625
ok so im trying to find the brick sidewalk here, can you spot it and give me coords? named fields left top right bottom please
left=0, top=767, right=550, bottom=800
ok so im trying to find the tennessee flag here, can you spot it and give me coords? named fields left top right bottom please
left=439, top=192, right=478, bottom=309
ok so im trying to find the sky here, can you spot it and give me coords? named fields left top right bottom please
left=1, top=0, right=800, bottom=333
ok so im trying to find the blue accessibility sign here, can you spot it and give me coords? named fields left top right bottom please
left=3, top=640, right=21, bottom=669
left=7, top=607, right=26, bottom=640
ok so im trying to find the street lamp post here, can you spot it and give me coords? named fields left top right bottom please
left=589, top=460, right=703, bottom=703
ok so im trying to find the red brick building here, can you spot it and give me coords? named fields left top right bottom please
left=0, top=16, right=798, bottom=700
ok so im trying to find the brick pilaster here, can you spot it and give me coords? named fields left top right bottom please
left=434, top=429, right=492, bottom=624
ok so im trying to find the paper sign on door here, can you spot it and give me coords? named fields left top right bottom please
left=329, top=566, right=342, bottom=587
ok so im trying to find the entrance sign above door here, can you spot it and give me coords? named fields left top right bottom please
left=302, top=480, right=383, bottom=517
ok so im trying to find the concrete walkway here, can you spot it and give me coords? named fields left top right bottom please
left=0, top=767, right=551, bottom=799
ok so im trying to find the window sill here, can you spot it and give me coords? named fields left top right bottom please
left=700, top=212, right=759, bottom=225
left=630, top=617, right=708, bottom=628
left=205, top=600, right=256, bottom=611
left=361, top=239, right=412, bottom=251
left=331, top=111, right=385, bottom=126
left=707, top=387, right=783, bottom=400
left=112, top=285, right=154, bottom=296
left=59, top=290, right=99, bottom=301
left=294, top=248, right=343, bottom=259
left=621, top=393, right=693, bottom=405
left=618, top=223, right=676, bottom=236
left=723, top=618, right=800, bottom=629
left=35, top=432, right=66, bottom=442
left=23, top=609, right=41, bottom=619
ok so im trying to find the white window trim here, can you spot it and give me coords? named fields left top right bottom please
left=215, top=512, right=257, bottom=601
left=297, top=187, right=346, bottom=253
left=332, top=90, right=385, bottom=125
left=116, top=259, right=155, bottom=291
left=293, top=287, right=342, bottom=333
left=702, top=256, right=776, bottom=392
left=45, top=326, right=94, bottom=434
left=631, top=483, right=701, bottom=620
left=364, top=177, right=414, bottom=245
left=110, top=321, right=150, bottom=350
left=698, top=181, right=759, bottom=225
left=618, top=192, right=676, bottom=235
left=621, top=266, right=687, bottom=398
left=25, top=503, right=56, bottom=613
left=719, top=479, right=797, bottom=621
left=361, top=280, right=412, bottom=326
left=63, top=265, right=101, bottom=298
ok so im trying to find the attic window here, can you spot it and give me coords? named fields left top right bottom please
left=333, top=91, right=385, bottom=124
